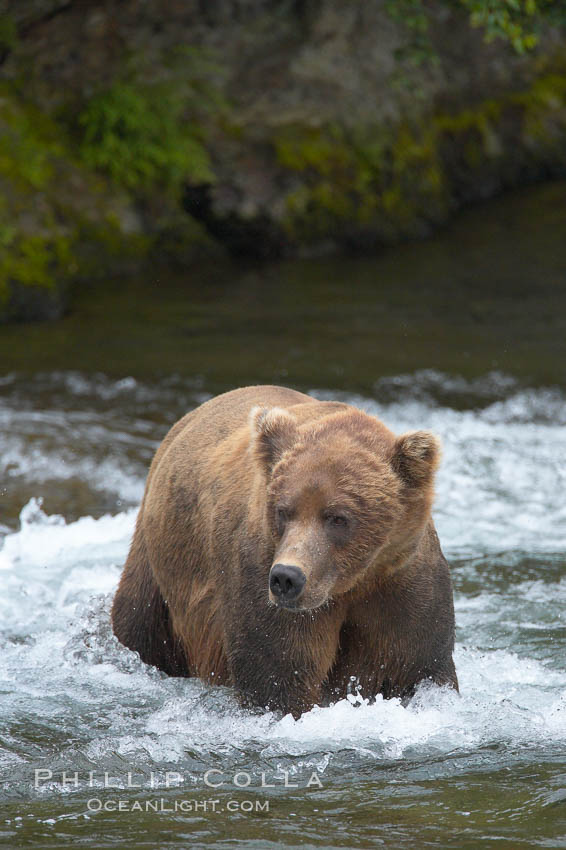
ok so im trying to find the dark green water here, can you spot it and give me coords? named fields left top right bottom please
left=1, top=181, right=565, bottom=392
left=1, top=181, right=565, bottom=849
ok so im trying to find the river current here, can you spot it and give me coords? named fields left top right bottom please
left=1, top=369, right=564, bottom=849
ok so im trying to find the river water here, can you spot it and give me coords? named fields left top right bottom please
left=1, top=183, right=565, bottom=848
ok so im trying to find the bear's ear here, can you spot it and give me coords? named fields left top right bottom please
left=392, top=430, right=441, bottom=488
left=250, top=406, right=298, bottom=473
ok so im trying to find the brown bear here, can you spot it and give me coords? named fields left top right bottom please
left=111, top=385, right=457, bottom=717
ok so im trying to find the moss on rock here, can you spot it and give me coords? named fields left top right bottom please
left=273, top=121, right=449, bottom=247
left=0, top=83, right=220, bottom=322
left=1, top=3, right=566, bottom=317
left=270, top=67, right=566, bottom=251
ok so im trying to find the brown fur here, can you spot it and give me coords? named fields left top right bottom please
left=112, top=385, right=458, bottom=716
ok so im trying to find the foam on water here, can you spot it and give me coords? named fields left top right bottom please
left=0, top=408, right=147, bottom=507
left=0, top=500, right=136, bottom=638
left=0, top=373, right=565, bottom=801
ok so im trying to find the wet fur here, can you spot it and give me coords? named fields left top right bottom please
left=112, top=385, right=457, bottom=716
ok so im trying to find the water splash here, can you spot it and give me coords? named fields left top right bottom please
left=0, top=373, right=564, bottom=814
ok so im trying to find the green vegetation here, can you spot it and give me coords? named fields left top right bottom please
left=1, top=3, right=565, bottom=321
left=78, top=81, right=212, bottom=191
left=385, top=0, right=437, bottom=67
left=0, top=88, right=61, bottom=189
left=0, top=90, right=75, bottom=310
left=0, top=230, right=72, bottom=291
left=0, top=46, right=225, bottom=319
left=387, top=0, right=564, bottom=56
left=275, top=123, right=446, bottom=244
left=0, top=85, right=199, bottom=319
left=459, top=0, right=557, bottom=53
left=274, top=70, right=566, bottom=247
left=0, top=15, right=17, bottom=55
left=76, top=48, right=222, bottom=192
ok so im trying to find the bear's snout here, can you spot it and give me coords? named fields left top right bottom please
left=269, top=563, right=306, bottom=605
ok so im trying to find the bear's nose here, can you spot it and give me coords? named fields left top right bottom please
left=269, top=564, right=306, bottom=601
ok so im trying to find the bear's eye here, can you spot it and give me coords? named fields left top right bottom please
left=326, top=514, right=348, bottom=528
left=276, top=508, right=289, bottom=526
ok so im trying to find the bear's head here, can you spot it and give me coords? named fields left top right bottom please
left=250, top=405, right=440, bottom=610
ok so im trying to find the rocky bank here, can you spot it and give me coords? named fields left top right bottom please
left=1, top=0, right=565, bottom=320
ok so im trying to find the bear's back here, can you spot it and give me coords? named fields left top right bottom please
left=145, top=385, right=355, bottom=493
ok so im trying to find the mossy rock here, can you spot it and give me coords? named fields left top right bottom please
left=0, top=83, right=221, bottom=322
left=273, top=122, right=448, bottom=248
left=269, top=68, right=566, bottom=251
